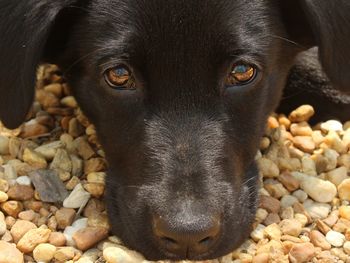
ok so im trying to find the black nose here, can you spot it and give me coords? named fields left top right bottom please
left=153, top=214, right=221, bottom=258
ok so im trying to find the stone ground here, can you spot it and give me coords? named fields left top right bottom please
left=0, top=64, right=350, bottom=262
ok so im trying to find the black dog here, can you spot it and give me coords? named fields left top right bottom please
left=0, top=0, right=350, bottom=260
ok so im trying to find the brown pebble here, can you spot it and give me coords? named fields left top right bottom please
left=310, top=230, right=331, bottom=250
left=75, top=137, right=95, bottom=160
left=7, top=185, right=34, bottom=201
left=49, top=232, right=66, bottom=247
left=72, top=226, right=109, bottom=251
left=288, top=105, right=315, bottom=122
left=259, top=195, right=281, bottom=214
left=0, top=240, right=24, bottom=263
left=84, top=158, right=106, bottom=174
left=55, top=207, right=76, bottom=229
left=316, top=219, right=331, bottom=235
left=292, top=136, right=315, bottom=153
left=16, top=226, right=51, bottom=253
left=18, top=210, right=36, bottom=221
left=10, top=220, right=37, bottom=243
left=0, top=201, right=23, bottom=218
left=288, top=242, right=315, bottom=263
left=83, top=198, right=105, bottom=218
left=277, top=171, right=300, bottom=192
left=263, top=213, right=281, bottom=226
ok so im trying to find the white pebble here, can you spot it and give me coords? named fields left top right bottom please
left=321, top=120, right=343, bottom=132
left=103, top=247, right=144, bottom=263
left=63, top=183, right=90, bottom=209
left=280, top=195, right=298, bottom=208
left=250, top=224, right=265, bottom=242
left=16, top=176, right=31, bottom=186
left=343, top=241, right=350, bottom=254
left=293, top=190, right=308, bottom=202
left=303, top=199, right=331, bottom=219
left=326, top=230, right=345, bottom=247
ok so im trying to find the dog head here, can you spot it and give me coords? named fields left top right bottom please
left=0, top=0, right=349, bottom=260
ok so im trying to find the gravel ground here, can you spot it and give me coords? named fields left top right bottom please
left=0, top=64, right=350, bottom=262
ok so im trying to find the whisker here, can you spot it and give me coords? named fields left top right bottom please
left=268, top=34, right=303, bottom=48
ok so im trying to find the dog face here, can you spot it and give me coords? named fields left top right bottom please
left=0, top=0, right=349, bottom=260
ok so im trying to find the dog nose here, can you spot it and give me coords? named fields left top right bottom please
left=153, top=214, right=221, bottom=257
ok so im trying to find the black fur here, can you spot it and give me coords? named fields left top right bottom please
left=0, top=0, right=349, bottom=260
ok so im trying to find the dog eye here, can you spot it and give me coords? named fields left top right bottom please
left=225, top=63, right=256, bottom=86
left=104, top=65, right=135, bottom=89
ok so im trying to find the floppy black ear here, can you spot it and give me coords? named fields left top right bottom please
left=280, top=0, right=350, bottom=92
left=0, top=1, right=82, bottom=129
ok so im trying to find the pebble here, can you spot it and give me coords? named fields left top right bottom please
left=259, top=195, right=280, bottom=214
left=263, top=223, right=281, bottom=240
left=0, top=135, right=9, bottom=155
left=49, top=232, right=66, bottom=246
left=310, top=230, right=331, bottom=250
left=277, top=171, right=300, bottom=192
left=290, top=122, right=313, bottom=136
left=326, top=166, right=348, bottom=186
left=288, top=242, right=315, bottom=263
left=55, top=207, right=76, bottom=229
left=2, top=164, right=17, bottom=180
left=66, top=176, right=80, bottom=190
left=288, top=105, right=314, bottom=122
left=0, top=240, right=24, bottom=263
left=16, top=176, right=31, bottom=186
left=339, top=206, right=350, bottom=220
left=103, top=246, right=145, bottom=263
left=250, top=224, right=265, bottom=241
left=0, top=212, right=6, bottom=236
left=84, top=157, right=106, bottom=174
left=325, top=230, right=346, bottom=247
left=280, top=195, right=298, bottom=208
left=74, top=137, right=95, bottom=160
left=88, top=213, right=110, bottom=229
left=17, top=226, right=51, bottom=253
left=279, top=219, right=302, bottom=237
left=7, top=184, right=34, bottom=201
left=293, top=172, right=337, bottom=203
left=84, top=183, right=105, bottom=198
left=73, top=226, right=109, bottom=251
left=34, top=141, right=64, bottom=160
left=18, top=210, right=36, bottom=221
left=10, top=220, right=37, bottom=243
left=292, top=190, right=308, bottom=203
left=0, top=191, right=8, bottom=202
left=343, top=241, right=350, bottom=254
left=0, top=179, right=9, bottom=192
left=257, top=158, right=279, bottom=178
left=54, top=246, right=80, bottom=262
left=33, top=243, right=56, bottom=262
left=304, top=199, right=331, bottom=219
left=0, top=201, right=23, bottom=217
left=63, top=183, right=91, bottom=209
left=50, top=148, right=72, bottom=173
left=22, top=148, right=47, bottom=169
left=320, top=120, right=343, bottom=132
left=338, top=178, right=350, bottom=200
left=292, top=136, right=315, bottom=153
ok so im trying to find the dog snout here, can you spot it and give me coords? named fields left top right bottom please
left=152, top=213, right=221, bottom=258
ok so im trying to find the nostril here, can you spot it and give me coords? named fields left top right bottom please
left=198, top=236, right=213, bottom=246
left=160, top=236, right=178, bottom=246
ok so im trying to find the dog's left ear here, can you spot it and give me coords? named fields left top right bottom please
left=0, top=1, right=83, bottom=129
left=280, top=0, right=350, bottom=92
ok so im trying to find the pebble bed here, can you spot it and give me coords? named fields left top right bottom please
left=0, top=64, right=350, bottom=262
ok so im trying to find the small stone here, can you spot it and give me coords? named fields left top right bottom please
left=7, top=185, right=34, bottom=201
left=292, top=136, right=315, bottom=153
left=66, top=176, right=80, bottom=190
left=0, top=179, right=9, bottom=192
left=20, top=121, right=49, bottom=138
left=103, top=246, right=145, bottom=263
left=291, top=122, right=313, bottom=137
left=343, top=241, right=350, bottom=254
left=63, top=183, right=91, bottom=209
left=250, top=224, right=265, bottom=241
left=71, top=154, right=83, bottom=177
left=10, top=220, right=37, bottom=243
left=33, top=243, right=56, bottom=262
left=87, top=172, right=106, bottom=184
left=2, top=164, right=17, bottom=180
left=18, top=210, right=36, bottom=221
left=0, top=212, right=5, bottom=236
left=0, top=241, right=24, bottom=263
left=48, top=232, right=66, bottom=246
left=0, top=191, right=8, bottom=203
left=263, top=223, right=282, bottom=240
left=263, top=213, right=281, bottom=225
left=35, top=141, right=64, bottom=160
left=303, top=199, right=331, bottom=219
left=29, top=169, right=68, bottom=203
left=84, top=157, right=106, bottom=174
left=259, top=195, right=280, bottom=213
left=54, top=247, right=79, bottom=262
left=288, top=105, right=314, bottom=122
left=0, top=201, right=23, bottom=217
left=17, top=226, right=51, bottom=253
left=61, top=96, right=78, bottom=108
left=279, top=219, right=302, bottom=237
left=339, top=206, right=350, bottom=220
left=74, top=137, right=95, bottom=160
left=310, top=230, right=331, bottom=250
left=252, top=253, right=269, bottom=263
left=50, top=148, right=72, bottom=173
left=83, top=198, right=105, bottom=218
left=16, top=176, right=31, bottom=186
left=73, top=226, right=109, bottom=251
left=36, top=89, right=60, bottom=109
left=326, top=166, right=349, bottom=186
left=55, top=207, right=76, bottom=229
left=88, top=213, right=110, bottom=229
left=338, top=178, right=350, bottom=200
left=277, top=171, right=300, bottom=192
left=0, top=135, right=9, bottom=155
left=293, top=172, right=337, bottom=203
left=288, top=242, right=315, bottom=263
left=292, top=190, right=308, bottom=203
left=257, top=158, right=279, bottom=178
left=84, top=183, right=105, bottom=198
left=316, top=219, right=331, bottom=234
left=264, top=182, right=288, bottom=199
left=280, top=195, right=298, bottom=208
left=321, top=120, right=343, bottom=132
left=69, top=118, right=85, bottom=137
left=301, top=156, right=317, bottom=176
left=325, top=230, right=346, bottom=247
left=22, top=148, right=47, bottom=169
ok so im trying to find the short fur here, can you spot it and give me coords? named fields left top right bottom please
left=0, top=0, right=349, bottom=260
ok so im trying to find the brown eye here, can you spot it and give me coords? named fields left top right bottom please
left=225, top=63, right=256, bottom=86
left=104, top=65, right=135, bottom=89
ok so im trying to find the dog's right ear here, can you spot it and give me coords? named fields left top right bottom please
left=0, top=1, right=83, bottom=129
